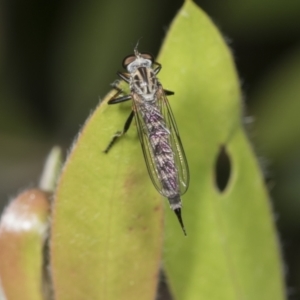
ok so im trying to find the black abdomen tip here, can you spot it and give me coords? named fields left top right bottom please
left=174, top=208, right=187, bottom=236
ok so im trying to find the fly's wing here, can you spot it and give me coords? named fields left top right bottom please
left=158, top=87, right=190, bottom=195
left=132, top=89, right=189, bottom=196
left=132, top=93, right=165, bottom=195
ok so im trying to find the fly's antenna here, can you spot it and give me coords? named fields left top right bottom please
left=134, top=37, right=143, bottom=57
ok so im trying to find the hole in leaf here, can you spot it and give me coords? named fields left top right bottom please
left=215, top=145, right=231, bottom=192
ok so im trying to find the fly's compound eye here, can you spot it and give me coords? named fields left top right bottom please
left=122, top=52, right=155, bottom=69
left=140, top=53, right=154, bottom=63
left=122, top=55, right=136, bottom=69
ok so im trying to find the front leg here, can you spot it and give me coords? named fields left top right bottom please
left=103, top=111, right=135, bottom=153
left=108, top=94, right=132, bottom=105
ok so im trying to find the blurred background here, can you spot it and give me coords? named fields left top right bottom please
left=1, top=0, right=300, bottom=298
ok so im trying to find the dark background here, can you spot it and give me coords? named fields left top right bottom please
left=1, top=1, right=300, bottom=298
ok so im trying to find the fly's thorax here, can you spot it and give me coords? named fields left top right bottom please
left=130, top=66, right=159, bottom=99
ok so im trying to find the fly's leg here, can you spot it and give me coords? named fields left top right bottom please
left=153, top=62, right=162, bottom=75
left=152, top=64, right=174, bottom=96
left=117, top=71, right=130, bottom=83
left=108, top=83, right=131, bottom=105
left=153, top=62, right=174, bottom=95
left=108, top=94, right=131, bottom=105
left=163, top=89, right=174, bottom=96
left=104, top=111, right=135, bottom=153
left=104, top=74, right=133, bottom=152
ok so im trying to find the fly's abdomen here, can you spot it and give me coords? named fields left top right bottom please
left=142, top=104, right=180, bottom=201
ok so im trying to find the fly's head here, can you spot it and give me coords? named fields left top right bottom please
left=121, top=52, right=155, bottom=98
left=122, top=52, right=154, bottom=73
left=123, top=51, right=159, bottom=99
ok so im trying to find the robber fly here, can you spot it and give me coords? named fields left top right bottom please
left=104, top=47, right=189, bottom=235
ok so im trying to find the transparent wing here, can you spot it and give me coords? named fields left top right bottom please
left=132, top=94, right=164, bottom=194
left=132, top=88, right=189, bottom=196
left=159, top=88, right=190, bottom=195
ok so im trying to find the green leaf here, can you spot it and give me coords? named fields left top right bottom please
left=50, top=1, right=285, bottom=299
left=157, top=1, right=286, bottom=299
left=51, top=88, right=164, bottom=299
